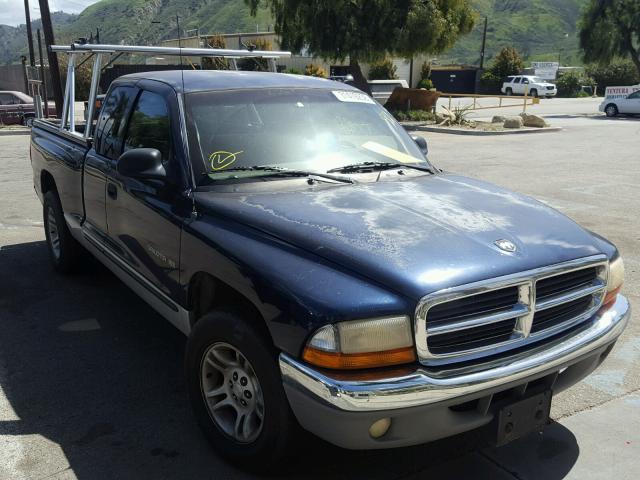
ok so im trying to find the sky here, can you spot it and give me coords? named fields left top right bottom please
left=0, top=0, right=100, bottom=27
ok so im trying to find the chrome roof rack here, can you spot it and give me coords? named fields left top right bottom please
left=48, top=42, right=292, bottom=139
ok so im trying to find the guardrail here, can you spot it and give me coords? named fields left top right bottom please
left=440, top=89, right=540, bottom=113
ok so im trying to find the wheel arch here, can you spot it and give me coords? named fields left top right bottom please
left=187, top=271, right=273, bottom=342
left=40, top=169, right=57, bottom=195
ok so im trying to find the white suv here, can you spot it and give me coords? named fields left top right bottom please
left=501, top=75, right=557, bottom=98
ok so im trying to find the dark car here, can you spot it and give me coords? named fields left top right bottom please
left=0, top=91, right=55, bottom=126
left=30, top=70, right=629, bottom=471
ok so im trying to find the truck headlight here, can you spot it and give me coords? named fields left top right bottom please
left=604, top=255, right=624, bottom=308
left=302, top=316, right=416, bottom=369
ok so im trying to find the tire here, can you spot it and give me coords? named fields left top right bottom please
left=506, top=88, right=513, bottom=96
left=185, top=309, right=299, bottom=471
left=530, top=89, right=538, bottom=98
left=605, top=104, right=619, bottom=117
left=22, top=115, right=35, bottom=127
left=43, top=190, right=83, bottom=273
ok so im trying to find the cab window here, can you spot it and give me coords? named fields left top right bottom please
left=628, top=91, right=640, bottom=99
left=94, top=86, right=136, bottom=160
left=123, top=91, right=171, bottom=164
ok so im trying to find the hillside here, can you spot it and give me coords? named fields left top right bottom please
left=0, top=11, right=75, bottom=64
left=442, top=0, right=588, bottom=65
left=2, top=0, right=587, bottom=67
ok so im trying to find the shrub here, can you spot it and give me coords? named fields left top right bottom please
left=417, top=78, right=434, bottom=90
left=368, top=58, right=398, bottom=80
left=390, top=109, right=435, bottom=122
left=420, top=61, right=432, bottom=81
left=201, top=35, right=230, bottom=70
left=284, top=67, right=303, bottom=75
left=479, top=71, right=502, bottom=93
left=556, top=72, right=582, bottom=97
left=576, top=90, right=591, bottom=98
left=586, top=60, right=640, bottom=93
left=237, top=38, right=272, bottom=71
left=304, top=63, right=327, bottom=78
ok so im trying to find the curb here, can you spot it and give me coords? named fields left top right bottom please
left=0, top=128, right=30, bottom=136
left=404, top=125, right=563, bottom=136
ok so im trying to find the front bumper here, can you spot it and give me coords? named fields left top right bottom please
left=280, top=295, right=630, bottom=449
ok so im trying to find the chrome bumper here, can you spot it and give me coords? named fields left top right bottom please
left=280, top=295, right=630, bottom=412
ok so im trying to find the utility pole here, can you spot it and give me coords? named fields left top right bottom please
left=38, top=0, right=63, bottom=116
left=37, top=29, right=49, bottom=118
left=479, top=17, right=488, bottom=70
left=23, top=0, right=35, bottom=67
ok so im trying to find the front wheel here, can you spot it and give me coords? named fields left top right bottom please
left=529, top=89, right=538, bottom=98
left=605, top=104, right=619, bottom=117
left=185, top=310, right=299, bottom=471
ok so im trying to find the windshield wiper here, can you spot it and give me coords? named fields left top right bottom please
left=205, top=165, right=354, bottom=184
left=327, top=161, right=434, bottom=174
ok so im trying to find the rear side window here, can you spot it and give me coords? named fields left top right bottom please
left=0, top=93, right=20, bottom=105
left=514, top=77, right=521, bottom=84
left=94, top=86, right=136, bottom=160
left=123, top=91, right=171, bottom=163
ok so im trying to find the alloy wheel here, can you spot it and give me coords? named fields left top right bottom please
left=200, top=342, right=265, bottom=443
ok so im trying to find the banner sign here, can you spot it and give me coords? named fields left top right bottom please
left=531, top=62, right=559, bottom=80
left=604, top=85, right=640, bottom=100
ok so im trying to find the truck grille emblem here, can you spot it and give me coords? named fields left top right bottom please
left=494, top=239, right=517, bottom=253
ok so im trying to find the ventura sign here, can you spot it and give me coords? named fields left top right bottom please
left=604, top=85, right=640, bottom=100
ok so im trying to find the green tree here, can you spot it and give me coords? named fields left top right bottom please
left=368, top=58, right=398, bottom=80
left=489, top=47, right=524, bottom=80
left=244, top=0, right=475, bottom=93
left=579, top=0, right=640, bottom=77
left=587, top=60, right=640, bottom=91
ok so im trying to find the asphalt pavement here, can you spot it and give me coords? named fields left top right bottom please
left=1, top=98, right=638, bottom=479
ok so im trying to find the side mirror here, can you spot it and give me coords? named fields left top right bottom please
left=117, top=148, right=166, bottom=180
left=411, top=135, right=429, bottom=156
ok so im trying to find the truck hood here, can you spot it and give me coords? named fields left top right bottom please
left=194, top=174, right=604, bottom=300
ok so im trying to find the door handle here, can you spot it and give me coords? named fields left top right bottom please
left=107, top=183, right=117, bottom=199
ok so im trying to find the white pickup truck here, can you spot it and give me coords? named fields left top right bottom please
left=501, top=75, right=557, bottom=98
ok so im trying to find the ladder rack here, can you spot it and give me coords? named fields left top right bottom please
left=48, top=43, right=292, bottom=139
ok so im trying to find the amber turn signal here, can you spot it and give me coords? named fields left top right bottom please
left=302, top=346, right=417, bottom=370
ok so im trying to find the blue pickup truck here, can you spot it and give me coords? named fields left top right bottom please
left=30, top=69, right=629, bottom=470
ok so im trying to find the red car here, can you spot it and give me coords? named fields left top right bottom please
left=0, top=91, right=56, bottom=126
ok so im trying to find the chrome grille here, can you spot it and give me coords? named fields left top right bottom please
left=415, top=256, right=608, bottom=365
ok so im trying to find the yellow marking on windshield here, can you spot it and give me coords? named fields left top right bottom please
left=209, top=150, right=243, bottom=170
left=361, top=141, right=420, bottom=164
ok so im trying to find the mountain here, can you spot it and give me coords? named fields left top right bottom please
left=0, top=11, right=75, bottom=64
left=1, top=0, right=587, bottom=67
left=442, top=0, right=588, bottom=66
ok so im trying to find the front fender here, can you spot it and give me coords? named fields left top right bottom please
left=180, top=214, right=412, bottom=357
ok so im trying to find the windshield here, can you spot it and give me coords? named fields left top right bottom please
left=530, top=77, right=547, bottom=83
left=184, top=88, right=430, bottom=184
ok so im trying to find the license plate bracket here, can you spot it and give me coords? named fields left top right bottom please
left=493, top=390, right=552, bottom=447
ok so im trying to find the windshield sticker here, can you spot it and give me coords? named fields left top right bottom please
left=361, top=141, right=420, bottom=164
left=209, top=150, right=243, bottom=171
left=332, top=90, right=376, bottom=104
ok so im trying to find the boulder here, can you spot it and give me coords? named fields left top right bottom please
left=491, top=115, right=506, bottom=123
left=503, top=117, right=523, bottom=129
left=385, top=88, right=441, bottom=112
left=520, top=113, right=548, bottom=128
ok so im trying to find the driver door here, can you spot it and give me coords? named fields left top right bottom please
left=104, top=82, right=191, bottom=301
